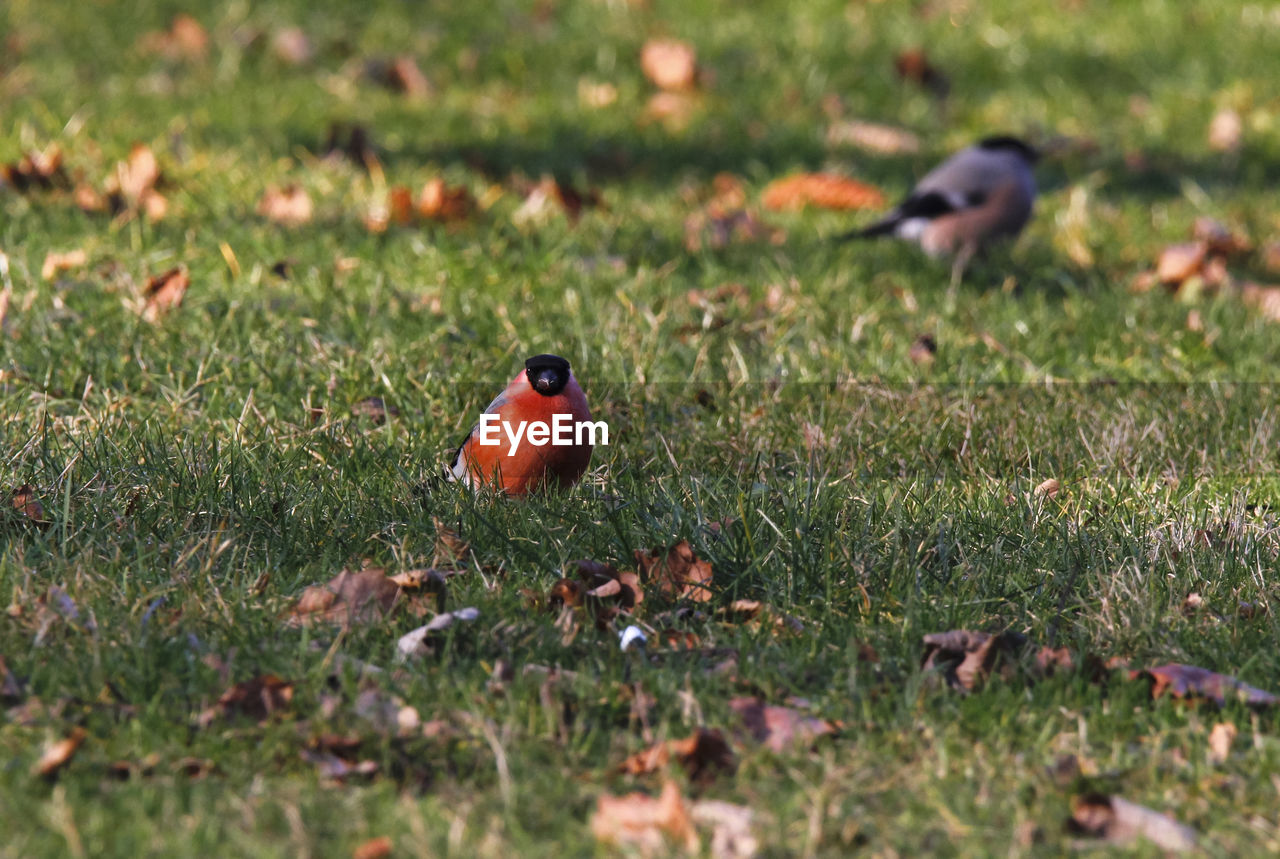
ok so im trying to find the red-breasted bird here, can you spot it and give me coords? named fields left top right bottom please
left=837, top=136, right=1039, bottom=286
left=447, top=354, right=594, bottom=496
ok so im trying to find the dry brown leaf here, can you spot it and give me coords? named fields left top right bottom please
left=142, top=267, right=189, bottom=322
left=351, top=396, right=398, bottom=424
left=199, top=675, right=294, bottom=726
left=728, top=697, right=837, bottom=753
left=41, top=249, right=87, bottom=281
left=115, top=143, right=161, bottom=203
left=271, top=27, right=313, bottom=66
left=139, top=14, right=209, bottom=61
left=9, top=484, right=49, bottom=527
left=684, top=207, right=783, bottom=252
left=432, top=517, right=469, bottom=566
left=1033, top=477, right=1062, bottom=499
left=618, top=728, right=736, bottom=784
left=641, top=39, right=697, bottom=91
left=1033, top=646, right=1074, bottom=676
left=825, top=120, right=921, bottom=154
left=761, top=173, right=885, bottom=212
left=1156, top=242, right=1208, bottom=285
left=32, top=726, right=87, bottom=777
left=1208, top=721, right=1236, bottom=764
left=1208, top=108, right=1242, bottom=153
left=908, top=333, right=937, bottom=367
left=1239, top=282, right=1280, bottom=323
left=692, top=800, right=759, bottom=859
left=635, top=541, right=713, bottom=603
left=286, top=567, right=405, bottom=627
left=352, top=836, right=394, bottom=859
left=591, top=779, right=699, bottom=853
left=894, top=48, right=950, bottom=98
left=921, top=629, right=1028, bottom=692
left=1131, top=663, right=1280, bottom=707
left=387, top=56, right=432, bottom=99
left=257, top=184, right=313, bottom=226
left=578, top=79, right=618, bottom=108
left=0, top=654, right=22, bottom=702
left=1261, top=240, right=1280, bottom=274
left=1067, top=793, right=1196, bottom=852
left=0, top=145, right=67, bottom=193
left=1191, top=216, right=1250, bottom=256
left=644, top=91, right=699, bottom=130
left=386, top=186, right=414, bottom=225
left=417, top=178, right=473, bottom=222
left=302, top=749, right=379, bottom=782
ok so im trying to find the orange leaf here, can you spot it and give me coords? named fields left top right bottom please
left=32, top=726, right=87, bottom=777
left=590, top=780, right=699, bottom=852
left=640, top=39, right=697, bottom=91
left=634, top=541, right=712, bottom=602
left=142, top=267, right=189, bottom=322
left=257, top=184, right=313, bottom=226
left=762, top=173, right=885, bottom=212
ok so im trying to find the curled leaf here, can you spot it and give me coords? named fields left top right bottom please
left=921, top=629, right=1028, bottom=692
left=1068, top=793, right=1196, bottom=852
left=591, top=780, right=699, bottom=853
left=729, top=697, right=837, bottom=752
left=1132, top=663, right=1280, bottom=707
left=635, top=541, right=712, bottom=603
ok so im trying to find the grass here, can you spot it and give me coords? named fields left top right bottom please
left=4, top=0, right=1280, bottom=854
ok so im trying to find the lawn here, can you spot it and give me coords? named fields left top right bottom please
left=4, top=0, right=1280, bottom=855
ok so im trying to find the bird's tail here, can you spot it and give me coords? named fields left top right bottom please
left=833, top=217, right=900, bottom=242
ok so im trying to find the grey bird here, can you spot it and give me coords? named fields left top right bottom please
left=838, top=136, right=1039, bottom=286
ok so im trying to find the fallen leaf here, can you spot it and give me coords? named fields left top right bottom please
left=1239, top=282, right=1280, bottom=323
left=825, top=120, right=921, bottom=154
left=512, top=175, right=600, bottom=226
left=1208, top=721, right=1236, bottom=764
left=1067, top=793, right=1196, bottom=852
left=684, top=206, right=783, bottom=252
left=352, top=836, right=394, bottom=859
left=575, top=559, right=644, bottom=610
left=0, top=145, right=67, bottom=193
left=1132, top=663, right=1280, bottom=707
left=635, top=541, right=713, bottom=603
left=417, top=178, right=473, bottom=222
left=396, top=606, right=480, bottom=658
left=301, top=749, right=379, bottom=782
left=141, top=267, right=190, bottom=322
left=432, top=517, right=469, bottom=566
left=41, top=249, right=87, bottom=281
left=894, top=48, right=950, bottom=98
left=644, top=91, right=699, bottom=130
left=0, top=654, right=22, bottom=701
left=287, top=567, right=406, bottom=627
left=1208, top=108, right=1242, bottom=153
left=32, top=727, right=87, bottom=777
left=618, top=728, right=736, bottom=784
left=728, top=697, right=837, bottom=752
left=387, top=56, right=431, bottom=99
left=257, top=184, right=313, bottom=226
left=112, top=143, right=161, bottom=204
left=1156, top=242, right=1208, bottom=285
left=199, top=675, right=294, bottom=726
left=351, top=396, right=398, bottom=424
left=1191, top=216, right=1250, bottom=256
left=692, top=800, right=759, bottom=859
left=271, top=27, right=313, bottom=66
left=1261, top=240, right=1280, bottom=274
left=9, top=484, right=50, bottom=527
left=908, top=333, right=937, bottom=367
left=641, top=39, right=697, bottom=91
left=139, top=14, right=209, bottom=61
left=591, top=780, right=699, bottom=853
left=921, top=629, right=1028, bottom=692
left=1033, top=646, right=1074, bottom=676
left=578, top=79, right=618, bottom=108
left=761, top=173, right=885, bottom=212
left=1033, top=477, right=1062, bottom=499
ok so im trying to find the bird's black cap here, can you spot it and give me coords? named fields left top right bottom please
left=978, top=136, right=1040, bottom=163
left=525, top=354, right=572, bottom=396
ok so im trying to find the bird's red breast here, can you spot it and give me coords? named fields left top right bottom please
left=450, top=355, right=594, bottom=496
